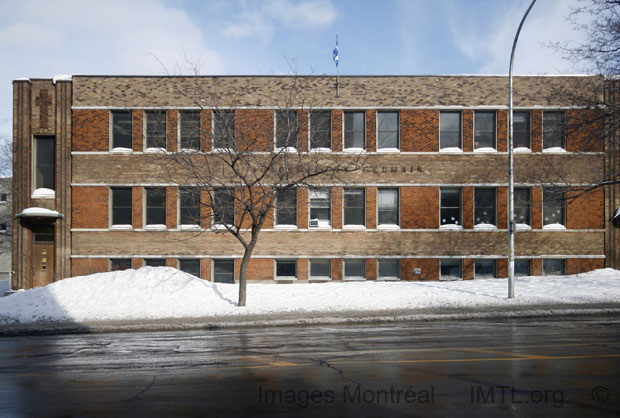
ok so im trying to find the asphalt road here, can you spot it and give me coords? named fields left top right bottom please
left=0, top=315, right=619, bottom=417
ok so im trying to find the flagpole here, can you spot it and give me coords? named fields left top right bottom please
left=333, top=33, right=339, bottom=98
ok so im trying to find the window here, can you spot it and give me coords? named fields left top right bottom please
left=111, top=187, right=132, bottom=226
left=543, top=259, right=565, bottom=275
left=344, top=188, right=365, bottom=226
left=180, top=259, right=201, bottom=278
left=344, top=111, right=365, bottom=149
left=440, top=111, right=461, bottom=149
left=377, top=111, right=399, bottom=150
left=276, top=259, right=297, bottom=279
left=180, top=187, right=200, bottom=226
left=474, top=111, right=496, bottom=149
left=440, top=259, right=462, bottom=280
left=440, top=188, right=461, bottom=226
left=513, top=111, right=530, bottom=149
left=344, top=259, right=366, bottom=280
left=34, top=136, right=55, bottom=190
left=515, top=259, right=531, bottom=277
left=180, top=111, right=201, bottom=150
left=310, top=259, right=331, bottom=280
left=276, top=110, right=298, bottom=149
left=0, top=223, right=6, bottom=232
left=112, top=111, right=132, bottom=149
left=146, top=188, right=166, bottom=226
left=213, top=188, right=235, bottom=225
left=309, top=189, right=331, bottom=227
left=378, top=259, right=400, bottom=280
left=377, top=188, right=399, bottom=226
left=0, top=193, right=7, bottom=202
left=475, top=260, right=496, bottom=278
left=474, top=188, right=496, bottom=226
left=213, top=259, right=235, bottom=283
left=33, top=226, right=54, bottom=243
left=145, top=110, right=166, bottom=149
left=276, top=188, right=297, bottom=226
left=310, top=111, right=331, bottom=149
left=111, top=259, right=131, bottom=271
left=543, top=188, right=565, bottom=227
left=543, top=111, right=565, bottom=149
left=145, top=259, right=166, bottom=267
left=213, top=110, right=235, bottom=149
left=514, top=188, right=531, bottom=226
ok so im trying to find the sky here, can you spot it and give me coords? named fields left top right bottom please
left=0, top=0, right=591, bottom=139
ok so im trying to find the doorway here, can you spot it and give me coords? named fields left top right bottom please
left=32, top=226, right=55, bottom=287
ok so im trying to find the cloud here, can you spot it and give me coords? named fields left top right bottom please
left=222, top=0, right=337, bottom=43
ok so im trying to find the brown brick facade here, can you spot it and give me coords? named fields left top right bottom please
left=72, top=110, right=109, bottom=151
left=401, top=187, right=439, bottom=229
left=72, top=186, right=108, bottom=228
left=402, top=110, right=438, bottom=152
left=72, top=258, right=108, bottom=277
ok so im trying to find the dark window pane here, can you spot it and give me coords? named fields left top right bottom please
left=310, top=111, right=331, bottom=149
left=213, top=110, right=235, bottom=149
left=180, top=188, right=200, bottom=225
left=475, top=260, right=496, bottom=278
left=377, top=112, right=399, bottom=149
left=146, top=188, right=166, bottom=225
left=514, top=188, right=531, bottom=225
left=441, top=188, right=461, bottom=226
left=474, top=188, right=496, bottom=225
left=276, top=260, right=296, bottom=277
left=344, top=112, right=365, bottom=149
left=112, top=187, right=132, bottom=225
left=214, top=260, right=235, bottom=283
left=441, top=259, right=462, bottom=279
left=513, top=111, right=530, bottom=148
left=213, top=188, right=235, bottom=225
left=145, top=259, right=166, bottom=267
left=35, top=136, right=55, bottom=190
left=180, top=259, right=201, bottom=277
left=111, top=259, right=131, bottom=271
left=344, top=189, right=365, bottom=226
left=344, top=259, right=365, bottom=278
left=440, top=112, right=461, bottom=149
left=276, top=188, right=297, bottom=225
left=146, top=111, right=167, bottom=149
left=543, top=259, right=565, bottom=275
left=543, top=111, right=565, bottom=149
left=180, top=111, right=201, bottom=150
left=112, top=111, right=132, bottom=149
left=474, top=111, right=496, bottom=149
left=378, top=188, right=398, bottom=225
left=34, top=226, right=55, bottom=243
left=515, top=260, right=530, bottom=276
left=310, top=259, right=331, bottom=278
left=543, top=188, right=565, bottom=226
left=378, top=259, right=399, bottom=278
left=276, top=111, right=298, bottom=148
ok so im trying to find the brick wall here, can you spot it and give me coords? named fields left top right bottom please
left=201, top=109, right=212, bottom=151
left=401, top=110, right=438, bottom=152
left=497, top=110, right=507, bottom=152
left=401, top=187, right=439, bottom=229
left=567, top=188, right=605, bottom=229
left=298, top=110, right=309, bottom=152
left=167, top=110, right=178, bottom=152
left=72, top=110, right=108, bottom=151
left=72, top=186, right=108, bottom=228
left=332, top=110, right=343, bottom=151
left=332, top=187, right=343, bottom=229
left=566, top=109, right=604, bottom=152
left=133, top=187, right=143, bottom=229
left=72, top=258, right=108, bottom=277
left=463, top=110, right=474, bottom=151
left=298, top=188, right=309, bottom=229
left=366, top=187, right=377, bottom=229
left=366, top=110, right=377, bottom=152
left=531, top=110, right=543, bottom=152
left=132, top=110, right=143, bottom=152
left=236, top=109, right=273, bottom=151
left=167, top=187, right=178, bottom=229
left=246, top=258, right=274, bottom=280
left=402, top=258, right=438, bottom=281
left=566, top=258, right=605, bottom=274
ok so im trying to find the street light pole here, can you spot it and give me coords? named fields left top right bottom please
left=508, top=0, right=536, bottom=299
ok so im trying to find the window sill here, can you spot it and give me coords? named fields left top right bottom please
left=179, top=224, right=201, bottom=230
left=343, top=147, right=365, bottom=153
left=144, top=147, right=167, bottom=153
left=474, top=223, right=497, bottom=231
left=212, top=148, right=233, bottom=153
left=515, top=223, right=532, bottom=231
left=110, top=147, right=133, bottom=154
left=439, top=147, right=463, bottom=153
left=213, top=224, right=235, bottom=231
left=275, top=147, right=298, bottom=153
left=377, top=224, right=400, bottom=230
left=542, top=223, right=567, bottom=230
left=513, top=147, right=532, bottom=153
left=473, top=147, right=497, bottom=153
left=145, top=224, right=167, bottom=230
left=342, top=225, right=366, bottom=230
left=109, top=225, right=133, bottom=230
left=377, top=148, right=400, bottom=153
left=309, top=147, right=331, bottom=153
left=31, top=188, right=55, bottom=199
left=309, top=223, right=332, bottom=230
left=274, top=224, right=298, bottom=230
left=344, top=277, right=366, bottom=281
left=439, top=224, right=463, bottom=230
left=275, top=277, right=298, bottom=281
left=309, top=277, right=332, bottom=281
left=542, top=147, right=567, bottom=153
left=377, top=277, right=400, bottom=281
left=440, top=276, right=463, bottom=281
left=179, top=148, right=201, bottom=153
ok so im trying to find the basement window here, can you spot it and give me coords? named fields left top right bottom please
left=475, top=260, right=497, bottom=278
left=440, top=259, right=462, bottom=281
left=275, top=259, right=297, bottom=280
left=213, top=259, right=235, bottom=283
left=180, top=259, right=201, bottom=278
left=145, top=259, right=166, bottom=267
left=309, top=259, right=331, bottom=281
left=344, top=259, right=366, bottom=281
left=111, top=259, right=131, bottom=271
left=378, top=259, right=400, bottom=281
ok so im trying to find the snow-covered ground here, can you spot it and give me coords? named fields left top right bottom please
left=0, top=267, right=619, bottom=325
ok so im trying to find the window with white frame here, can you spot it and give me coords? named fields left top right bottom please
left=310, top=111, right=331, bottom=149
left=276, top=110, right=298, bottom=149
left=378, top=259, right=400, bottom=280
left=440, top=259, right=462, bottom=280
left=34, top=136, right=55, bottom=190
left=180, top=259, right=201, bottom=278
left=309, top=259, right=331, bottom=280
left=543, top=188, right=565, bottom=227
left=145, top=259, right=166, bottom=267
left=440, top=188, right=461, bottom=227
left=146, top=187, right=166, bottom=226
left=344, top=259, right=366, bottom=280
left=344, top=188, right=365, bottom=226
left=275, top=259, right=297, bottom=279
left=543, top=111, right=565, bottom=149
left=179, top=187, right=200, bottom=226
left=474, top=188, right=496, bottom=226
left=513, top=111, right=530, bottom=149
left=514, top=188, right=531, bottom=226
left=309, top=189, right=331, bottom=227
left=180, top=111, right=201, bottom=150
left=440, top=111, right=461, bottom=149
left=475, top=259, right=496, bottom=278
left=377, top=111, right=399, bottom=150
left=474, top=111, right=496, bottom=150
left=213, top=259, right=235, bottom=283
left=377, top=188, right=399, bottom=227
left=112, top=111, right=132, bottom=149
left=213, top=188, right=235, bottom=226
left=344, top=111, right=365, bottom=149
left=111, top=187, right=132, bottom=226
left=213, top=110, right=235, bottom=149
left=543, top=259, right=565, bottom=275
left=276, top=188, right=297, bottom=226
left=111, top=258, right=131, bottom=271
left=145, top=110, right=166, bottom=149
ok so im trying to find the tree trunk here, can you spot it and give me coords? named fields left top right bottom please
left=238, top=245, right=254, bottom=307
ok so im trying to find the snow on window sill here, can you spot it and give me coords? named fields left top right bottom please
left=212, top=148, right=233, bottom=153
left=179, top=224, right=201, bottom=230
left=110, top=224, right=133, bottom=230
left=473, top=147, right=497, bottom=153
left=212, top=224, right=236, bottom=232
left=343, top=224, right=366, bottom=230
left=179, top=148, right=200, bottom=153
left=275, top=147, right=298, bottom=153
left=439, top=147, right=463, bottom=153
left=377, top=277, right=400, bottom=281
left=144, top=147, right=167, bottom=153
left=439, top=276, right=463, bottom=281
left=274, top=224, right=298, bottom=230
left=542, top=147, right=567, bottom=153
left=275, top=276, right=298, bottom=281
left=145, top=224, right=167, bottom=230
left=309, top=147, right=331, bottom=153
left=377, top=148, right=400, bottom=153
left=439, top=224, right=463, bottom=230
left=111, top=147, right=133, bottom=153
left=513, top=147, right=532, bottom=153
left=343, top=147, right=365, bottom=153
left=309, top=277, right=332, bottom=281
left=542, top=223, right=567, bottom=230
left=344, top=277, right=366, bottom=281
left=474, top=223, right=498, bottom=231
left=516, top=223, right=531, bottom=231
left=377, top=224, right=400, bottom=230
left=31, top=188, right=55, bottom=199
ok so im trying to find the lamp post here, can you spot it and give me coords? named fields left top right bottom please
left=508, top=0, right=536, bottom=299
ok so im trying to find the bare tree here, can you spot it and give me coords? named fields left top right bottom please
left=163, top=76, right=364, bottom=306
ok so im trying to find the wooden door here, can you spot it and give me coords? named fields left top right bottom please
left=32, top=243, right=54, bottom=287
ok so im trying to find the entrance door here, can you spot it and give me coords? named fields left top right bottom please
left=31, top=226, right=55, bottom=288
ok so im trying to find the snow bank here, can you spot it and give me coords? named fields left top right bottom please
left=1, top=267, right=619, bottom=325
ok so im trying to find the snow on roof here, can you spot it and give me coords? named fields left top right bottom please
left=53, top=74, right=72, bottom=84
left=16, top=207, right=63, bottom=218
left=0, top=266, right=619, bottom=325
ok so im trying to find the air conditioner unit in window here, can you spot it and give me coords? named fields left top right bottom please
left=309, top=219, right=319, bottom=227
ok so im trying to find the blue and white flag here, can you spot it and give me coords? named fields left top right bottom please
left=332, top=33, right=339, bottom=67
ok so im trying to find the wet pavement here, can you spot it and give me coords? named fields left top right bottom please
left=0, top=315, right=619, bottom=417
